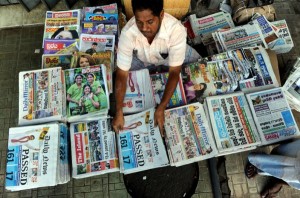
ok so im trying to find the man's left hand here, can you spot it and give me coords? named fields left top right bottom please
left=154, top=105, right=165, bottom=137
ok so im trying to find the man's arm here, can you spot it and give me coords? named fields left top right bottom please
left=112, top=68, right=129, bottom=132
left=155, top=66, right=181, bottom=135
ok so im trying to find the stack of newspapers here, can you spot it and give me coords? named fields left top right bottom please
left=118, top=108, right=169, bottom=174
left=123, top=69, right=156, bottom=114
left=70, top=118, right=119, bottom=178
left=283, top=58, right=300, bottom=111
left=6, top=123, right=70, bottom=191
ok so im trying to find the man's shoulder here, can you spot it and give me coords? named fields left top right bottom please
left=163, top=13, right=185, bottom=33
left=120, top=17, right=139, bottom=36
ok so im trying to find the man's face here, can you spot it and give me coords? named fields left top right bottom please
left=135, top=9, right=163, bottom=41
left=92, top=44, right=97, bottom=50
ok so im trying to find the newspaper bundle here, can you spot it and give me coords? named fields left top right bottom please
left=181, top=46, right=279, bottom=103
left=187, top=12, right=235, bottom=45
left=42, top=54, right=73, bottom=70
left=283, top=58, right=300, bottom=111
left=43, top=39, right=78, bottom=54
left=19, top=67, right=66, bottom=126
left=123, top=69, right=156, bottom=114
left=164, top=103, right=218, bottom=166
left=246, top=87, right=300, bottom=145
left=150, top=73, right=187, bottom=108
left=42, top=10, right=81, bottom=47
left=206, top=92, right=261, bottom=155
left=64, top=65, right=109, bottom=122
left=70, top=118, right=119, bottom=178
left=6, top=123, right=70, bottom=191
left=118, top=108, right=169, bottom=174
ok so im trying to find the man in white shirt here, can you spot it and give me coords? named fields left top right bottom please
left=113, top=0, right=200, bottom=134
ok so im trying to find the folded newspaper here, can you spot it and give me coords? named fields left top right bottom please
left=70, top=118, right=119, bottom=178
left=164, top=103, right=218, bottom=166
left=118, top=108, right=169, bottom=174
left=246, top=87, right=300, bottom=145
left=6, top=123, right=70, bottom=191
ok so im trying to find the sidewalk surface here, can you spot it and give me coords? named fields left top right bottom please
left=0, top=0, right=300, bottom=198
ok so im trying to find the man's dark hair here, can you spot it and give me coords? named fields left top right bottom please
left=131, top=0, right=163, bottom=17
left=93, top=8, right=104, bottom=14
left=92, top=42, right=98, bottom=46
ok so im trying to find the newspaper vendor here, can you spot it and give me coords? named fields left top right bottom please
left=113, top=0, right=200, bottom=133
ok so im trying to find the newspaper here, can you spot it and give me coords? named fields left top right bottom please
left=270, top=20, right=294, bottom=54
left=123, top=69, right=155, bottom=114
left=118, top=108, right=169, bottom=174
left=58, top=124, right=70, bottom=184
left=43, top=39, right=78, bottom=54
left=188, top=12, right=235, bottom=45
left=164, top=103, right=218, bottom=166
left=70, top=118, right=119, bottom=178
left=64, top=65, right=109, bottom=122
left=43, top=10, right=81, bottom=47
left=18, top=67, right=66, bottom=126
left=206, top=92, right=261, bottom=154
left=79, top=34, right=115, bottom=53
left=217, top=23, right=267, bottom=51
left=81, top=21, right=118, bottom=35
left=150, top=73, right=186, bottom=108
left=283, top=63, right=300, bottom=112
left=246, top=87, right=300, bottom=145
left=85, top=13, right=118, bottom=24
left=42, top=54, right=73, bottom=70
left=6, top=123, right=69, bottom=191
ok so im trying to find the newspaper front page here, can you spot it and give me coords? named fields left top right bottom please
left=246, top=88, right=300, bottom=145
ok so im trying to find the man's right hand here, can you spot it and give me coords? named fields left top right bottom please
left=112, top=112, right=124, bottom=133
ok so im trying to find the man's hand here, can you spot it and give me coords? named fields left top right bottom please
left=154, top=105, right=165, bottom=137
left=112, top=111, right=124, bottom=133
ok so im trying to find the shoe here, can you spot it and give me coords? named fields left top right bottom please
left=244, top=161, right=258, bottom=179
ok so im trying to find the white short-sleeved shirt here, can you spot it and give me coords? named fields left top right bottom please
left=117, top=13, right=187, bottom=71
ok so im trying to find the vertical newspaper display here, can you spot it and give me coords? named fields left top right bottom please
left=6, top=123, right=69, bottom=191
left=64, top=65, right=109, bottom=122
left=206, top=92, right=261, bottom=155
left=117, top=108, right=169, bottom=174
left=150, top=72, right=186, bottom=108
left=43, top=10, right=81, bottom=47
left=246, top=87, right=300, bottom=145
left=123, top=69, right=155, bottom=114
left=164, top=103, right=218, bottom=166
left=19, top=67, right=66, bottom=126
left=70, top=118, right=119, bottom=178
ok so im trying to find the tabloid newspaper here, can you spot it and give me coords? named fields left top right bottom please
left=117, top=108, right=169, bottom=174
left=19, top=67, right=66, bottom=126
left=43, top=10, right=81, bottom=47
left=283, top=58, right=300, bottom=111
left=79, top=34, right=115, bottom=53
left=164, top=103, right=218, bottom=166
left=42, top=54, right=73, bottom=70
left=123, top=69, right=155, bottom=114
left=217, top=23, right=267, bottom=51
left=181, top=46, right=279, bottom=102
left=150, top=72, right=187, bottom=108
left=70, top=118, right=119, bottom=178
left=6, top=123, right=70, bottom=191
left=43, top=39, right=78, bottom=54
left=206, top=92, right=261, bottom=154
left=270, top=20, right=294, bottom=54
left=246, top=87, right=300, bottom=145
left=188, top=12, right=235, bottom=45
left=64, top=65, right=109, bottom=122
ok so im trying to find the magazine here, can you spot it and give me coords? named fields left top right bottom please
left=117, top=108, right=169, bottom=174
left=18, top=67, right=66, bottom=126
left=42, top=9, right=81, bottom=47
left=64, top=65, right=109, bottom=122
left=283, top=58, right=300, bottom=112
left=79, top=34, right=115, bottom=54
left=164, top=103, right=218, bottom=166
left=150, top=72, right=187, bottom=108
left=42, top=54, right=73, bottom=70
left=246, top=87, right=300, bottom=145
left=43, top=39, right=78, bottom=54
left=85, top=13, right=118, bottom=24
left=188, top=12, right=235, bottom=45
left=270, top=20, right=294, bottom=54
left=70, top=118, right=119, bottom=178
left=83, top=3, right=118, bottom=15
left=206, top=92, right=261, bottom=154
left=6, top=123, right=70, bottom=191
left=81, top=20, right=118, bottom=35
left=123, top=69, right=155, bottom=114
